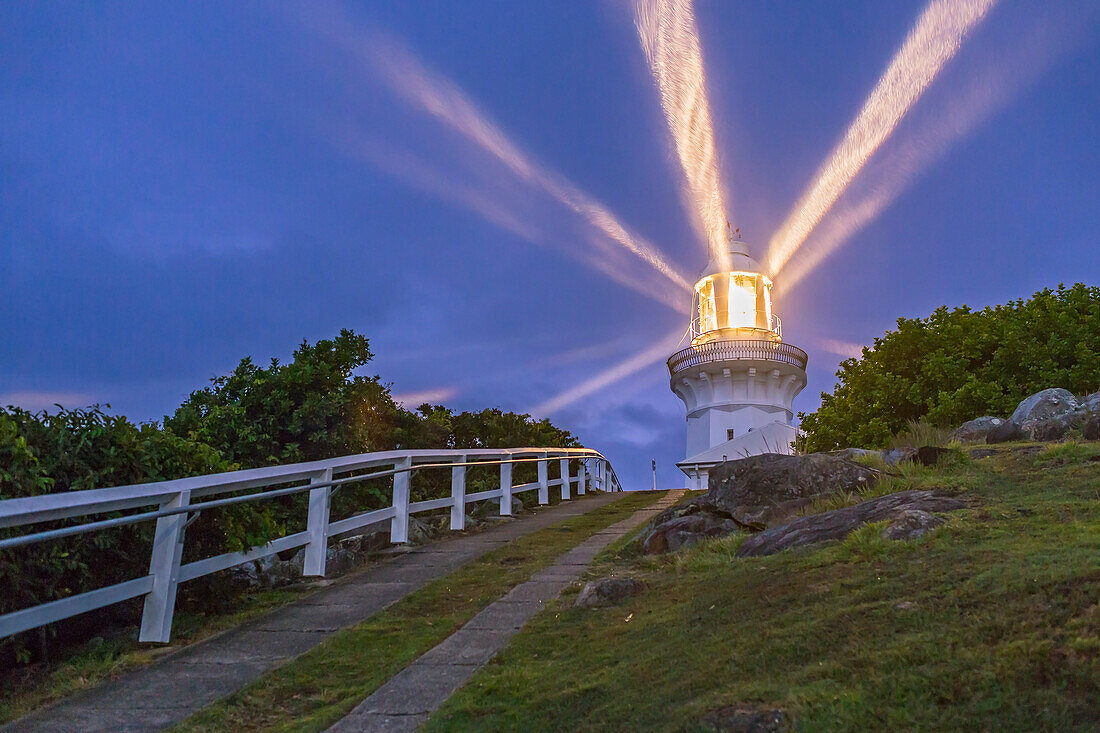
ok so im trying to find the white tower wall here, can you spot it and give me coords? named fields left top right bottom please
left=667, top=239, right=808, bottom=486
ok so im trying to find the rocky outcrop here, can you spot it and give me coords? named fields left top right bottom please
left=638, top=454, right=879, bottom=555
left=949, top=416, right=1005, bottom=444
left=978, top=387, right=1100, bottom=444
left=737, top=490, right=964, bottom=557
left=574, top=576, right=644, bottom=608
left=986, top=420, right=1022, bottom=444
left=707, top=453, right=879, bottom=528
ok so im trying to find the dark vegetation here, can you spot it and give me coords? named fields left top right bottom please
left=0, top=330, right=578, bottom=668
left=799, top=283, right=1100, bottom=452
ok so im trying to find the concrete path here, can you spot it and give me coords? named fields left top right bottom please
left=329, top=490, right=686, bottom=733
left=7, top=492, right=628, bottom=733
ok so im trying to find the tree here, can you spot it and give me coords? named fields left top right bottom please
left=165, top=329, right=410, bottom=467
left=799, top=284, right=1100, bottom=452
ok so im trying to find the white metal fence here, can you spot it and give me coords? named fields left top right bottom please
left=0, top=447, right=619, bottom=644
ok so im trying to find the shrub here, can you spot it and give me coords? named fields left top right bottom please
left=0, top=407, right=278, bottom=665
left=800, top=284, right=1100, bottom=451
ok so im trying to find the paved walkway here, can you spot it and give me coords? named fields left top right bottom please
left=7, top=492, right=629, bottom=733
left=329, top=490, right=686, bottom=732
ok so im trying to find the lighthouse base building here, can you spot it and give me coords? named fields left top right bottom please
left=667, top=238, right=808, bottom=491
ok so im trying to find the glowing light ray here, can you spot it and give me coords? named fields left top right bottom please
left=765, top=0, right=997, bottom=277
left=346, top=134, right=689, bottom=313
left=774, top=10, right=1081, bottom=296
left=529, top=329, right=684, bottom=416
left=635, top=0, right=731, bottom=269
left=365, top=35, right=692, bottom=294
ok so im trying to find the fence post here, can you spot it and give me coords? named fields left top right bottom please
left=577, top=458, right=587, bottom=495
left=391, top=456, right=412, bottom=543
left=559, top=457, right=570, bottom=500
left=499, top=459, right=513, bottom=516
left=537, top=453, right=549, bottom=505
left=303, top=467, right=333, bottom=577
left=451, top=455, right=466, bottom=530
left=139, top=489, right=191, bottom=643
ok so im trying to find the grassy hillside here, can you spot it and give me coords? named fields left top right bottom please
left=426, top=444, right=1100, bottom=731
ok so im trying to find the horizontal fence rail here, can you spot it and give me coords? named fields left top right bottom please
left=667, top=338, right=809, bottom=376
left=0, top=447, right=621, bottom=644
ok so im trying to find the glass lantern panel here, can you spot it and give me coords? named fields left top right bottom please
left=727, top=274, right=757, bottom=329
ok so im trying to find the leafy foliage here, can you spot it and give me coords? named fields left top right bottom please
left=0, top=406, right=277, bottom=664
left=799, top=284, right=1100, bottom=451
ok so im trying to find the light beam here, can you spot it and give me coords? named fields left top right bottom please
left=529, top=329, right=684, bottom=416
left=635, top=0, right=731, bottom=270
left=765, top=0, right=997, bottom=277
left=363, top=33, right=692, bottom=295
left=774, top=7, right=1083, bottom=295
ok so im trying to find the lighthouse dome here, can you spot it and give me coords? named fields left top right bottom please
left=698, top=238, right=764, bottom=280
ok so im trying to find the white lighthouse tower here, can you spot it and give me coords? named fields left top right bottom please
left=667, top=235, right=808, bottom=490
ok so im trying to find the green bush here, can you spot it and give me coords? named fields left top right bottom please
left=0, top=407, right=277, bottom=664
left=799, top=284, right=1100, bottom=452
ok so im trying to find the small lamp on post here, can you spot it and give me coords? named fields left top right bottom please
left=651, top=459, right=657, bottom=492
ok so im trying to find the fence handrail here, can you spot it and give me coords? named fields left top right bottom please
left=0, top=446, right=622, bottom=644
left=0, top=446, right=605, bottom=529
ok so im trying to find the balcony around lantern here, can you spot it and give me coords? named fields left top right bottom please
left=667, top=337, right=808, bottom=378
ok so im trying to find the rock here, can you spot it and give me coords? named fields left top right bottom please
left=701, top=706, right=791, bottom=732
left=640, top=512, right=742, bottom=554
left=986, top=420, right=1022, bottom=444
left=1029, top=411, right=1083, bottom=442
left=914, top=446, right=952, bottom=466
left=894, top=601, right=918, bottom=610
left=737, top=490, right=965, bottom=557
left=1084, top=413, right=1100, bottom=441
left=949, top=416, right=1005, bottom=444
left=881, top=447, right=917, bottom=466
left=880, top=509, right=945, bottom=540
left=1010, top=388, right=1079, bottom=425
left=407, top=516, right=434, bottom=544
left=1076, top=390, right=1100, bottom=414
left=707, top=453, right=879, bottom=528
left=574, top=576, right=644, bottom=608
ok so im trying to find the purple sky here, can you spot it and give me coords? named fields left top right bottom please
left=2, top=1, right=1098, bottom=488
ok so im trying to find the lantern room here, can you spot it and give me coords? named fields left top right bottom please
left=689, top=239, right=781, bottom=345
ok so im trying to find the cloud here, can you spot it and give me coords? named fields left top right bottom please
left=0, top=391, right=98, bottom=411
left=391, top=387, right=458, bottom=407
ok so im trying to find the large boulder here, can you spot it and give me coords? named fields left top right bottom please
left=707, top=453, right=879, bottom=527
left=1005, top=388, right=1079, bottom=440
left=737, top=490, right=964, bottom=557
left=949, top=416, right=1005, bottom=444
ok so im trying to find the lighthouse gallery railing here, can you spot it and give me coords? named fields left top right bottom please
left=0, top=447, right=619, bottom=644
left=667, top=339, right=809, bottom=376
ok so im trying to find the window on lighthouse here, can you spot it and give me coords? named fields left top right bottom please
left=696, top=278, right=717, bottom=334
left=727, top=274, right=757, bottom=329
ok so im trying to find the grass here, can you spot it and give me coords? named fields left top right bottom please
left=170, top=490, right=664, bottom=733
left=424, top=448, right=1100, bottom=731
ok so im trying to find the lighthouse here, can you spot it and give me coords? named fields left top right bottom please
left=667, top=235, right=808, bottom=490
